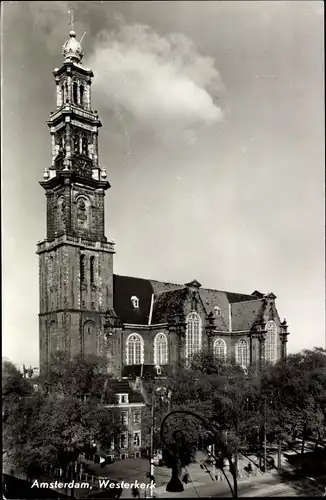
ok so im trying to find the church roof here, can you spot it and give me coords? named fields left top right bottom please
left=151, top=288, right=189, bottom=324
left=113, top=274, right=264, bottom=332
left=231, top=299, right=265, bottom=331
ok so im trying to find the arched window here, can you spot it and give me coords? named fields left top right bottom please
left=83, top=320, right=95, bottom=355
left=73, top=134, right=80, bottom=154
left=131, top=296, right=139, bottom=308
left=236, top=339, right=249, bottom=368
left=90, top=256, right=95, bottom=284
left=82, top=136, right=88, bottom=155
left=65, top=82, right=68, bottom=103
left=80, top=84, right=84, bottom=106
left=214, top=306, right=221, bottom=317
left=154, top=333, right=168, bottom=365
left=77, top=197, right=89, bottom=228
left=49, top=321, right=60, bottom=353
left=213, top=338, right=227, bottom=361
left=80, top=254, right=85, bottom=283
left=126, top=334, right=144, bottom=365
left=186, top=312, right=202, bottom=361
left=265, top=321, right=277, bottom=363
left=57, top=196, right=66, bottom=225
left=73, top=81, right=78, bottom=104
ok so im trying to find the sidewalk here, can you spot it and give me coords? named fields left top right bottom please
left=153, top=470, right=279, bottom=498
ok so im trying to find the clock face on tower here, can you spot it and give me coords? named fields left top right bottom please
left=74, top=156, right=92, bottom=177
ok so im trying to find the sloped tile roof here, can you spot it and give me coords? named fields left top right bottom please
left=107, top=379, right=145, bottom=403
left=226, top=292, right=258, bottom=303
left=113, top=275, right=153, bottom=325
left=121, top=364, right=171, bottom=379
left=231, top=299, right=264, bottom=331
left=113, top=274, right=266, bottom=333
left=151, top=287, right=189, bottom=324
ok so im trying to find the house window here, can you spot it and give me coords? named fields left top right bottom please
left=121, top=412, right=128, bottom=426
left=265, top=321, right=277, bottom=363
left=214, top=306, right=221, bottom=317
left=118, top=394, right=129, bottom=404
left=120, top=432, right=128, bottom=449
left=236, top=339, right=249, bottom=368
left=131, top=296, right=139, bottom=308
left=90, top=256, right=95, bottom=284
left=126, top=334, right=144, bottom=365
left=213, top=338, right=227, bottom=361
left=186, top=312, right=202, bottom=362
left=133, top=411, right=141, bottom=425
left=153, top=333, right=168, bottom=365
left=133, top=431, right=141, bottom=448
left=80, top=254, right=85, bottom=283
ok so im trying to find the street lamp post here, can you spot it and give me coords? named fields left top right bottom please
left=160, top=410, right=238, bottom=498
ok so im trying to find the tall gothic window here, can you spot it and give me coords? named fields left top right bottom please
left=236, top=339, right=249, bottom=368
left=73, top=81, right=78, bottom=104
left=154, top=333, right=168, bottom=365
left=61, top=84, right=64, bottom=105
left=77, top=198, right=88, bottom=228
left=213, top=338, right=227, bottom=361
left=186, top=312, right=202, bottom=361
left=82, top=136, right=88, bottom=155
left=80, top=254, right=85, bottom=283
left=265, top=321, right=277, bottom=363
left=126, top=334, right=144, bottom=365
left=90, top=256, right=95, bottom=284
left=65, top=82, right=68, bottom=103
left=49, top=321, right=60, bottom=354
left=80, top=84, right=85, bottom=106
left=73, top=134, right=80, bottom=154
left=83, top=320, right=95, bottom=355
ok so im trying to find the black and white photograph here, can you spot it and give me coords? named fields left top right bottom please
left=2, top=1, right=325, bottom=498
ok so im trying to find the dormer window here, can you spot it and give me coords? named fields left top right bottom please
left=214, top=306, right=221, bottom=317
left=118, top=393, right=129, bottom=404
left=131, top=296, right=139, bottom=309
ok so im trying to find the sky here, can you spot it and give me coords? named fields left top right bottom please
left=1, top=1, right=325, bottom=368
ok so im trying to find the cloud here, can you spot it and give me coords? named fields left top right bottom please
left=88, top=23, right=224, bottom=133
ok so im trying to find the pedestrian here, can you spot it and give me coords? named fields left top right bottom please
left=182, top=473, right=189, bottom=484
left=247, top=463, right=253, bottom=475
left=132, top=485, right=140, bottom=498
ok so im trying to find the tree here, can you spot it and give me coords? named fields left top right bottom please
left=3, top=354, right=121, bottom=483
left=259, top=347, right=326, bottom=471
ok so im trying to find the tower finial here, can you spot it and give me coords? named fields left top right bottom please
left=62, top=7, right=84, bottom=63
left=68, top=8, right=75, bottom=33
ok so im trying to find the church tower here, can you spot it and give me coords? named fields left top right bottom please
left=37, top=26, right=117, bottom=372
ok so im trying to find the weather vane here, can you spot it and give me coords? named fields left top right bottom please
left=68, top=8, right=75, bottom=31
left=68, top=7, right=87, bottom=44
